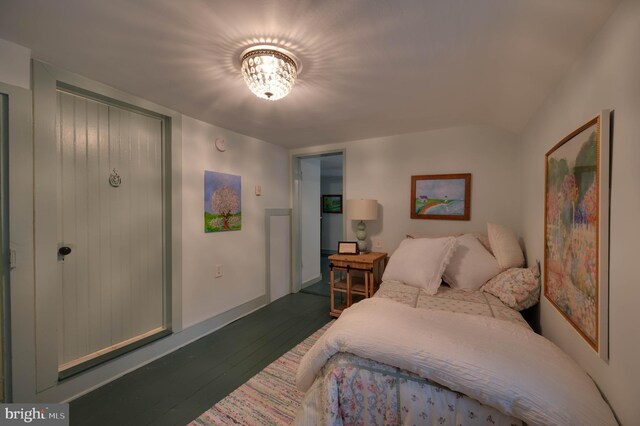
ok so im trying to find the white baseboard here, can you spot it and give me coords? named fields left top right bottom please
left=301, top=276, right=322, bottom=288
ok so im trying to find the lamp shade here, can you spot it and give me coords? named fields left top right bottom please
left=347, top=199, right=378, bottom=221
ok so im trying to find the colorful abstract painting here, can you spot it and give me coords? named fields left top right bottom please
left=204, top=171, right=241, bottom=233
left=411, top=174, right=471, bottom=220
left=544, top=113, right=610, bottom=355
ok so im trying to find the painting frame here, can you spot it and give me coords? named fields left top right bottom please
left=544, top=110, right=610, bottom=360
left=410, top=173, right=471, bottom=220
left=322, top=194, right=343, bottom=214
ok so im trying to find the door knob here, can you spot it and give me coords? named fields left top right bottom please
left=58, top=246, right=72, bottom=256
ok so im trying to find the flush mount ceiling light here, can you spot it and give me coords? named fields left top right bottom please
left=240, top=45, right=300, bottom=101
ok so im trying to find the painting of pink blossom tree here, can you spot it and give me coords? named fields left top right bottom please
left=204, top=171, right=241, bottom=232
left=544, top=113, right=610, bottom=356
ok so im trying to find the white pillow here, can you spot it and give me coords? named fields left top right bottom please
left=472, top=232, right=493, bottom=255
left=406, top=232, right=461, bottom=239
left=487, top=223, right=525, bottom=270
left=382, top=237, right=457, bottom=295
left=443, top=234, right=501, bottom=291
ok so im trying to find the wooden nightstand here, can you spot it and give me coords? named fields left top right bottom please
left=329, top=252, right=387, bottom=317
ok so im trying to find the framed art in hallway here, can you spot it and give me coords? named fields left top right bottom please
left=411, top=173, right=471, bottom=220
left=322, top=194, right=343, bottom=213
left=204, top=170, right=242, bottom=233
left=544, top=110, right=611, bottom=360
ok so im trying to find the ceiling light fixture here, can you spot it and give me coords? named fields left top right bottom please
left=240, top=45, right=299, bottom=101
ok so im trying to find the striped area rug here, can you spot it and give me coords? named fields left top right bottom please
left=189, top=321, right=333, bottom=425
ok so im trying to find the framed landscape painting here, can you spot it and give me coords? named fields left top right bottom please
left=411, top=174, right=471, bottom=220
left=544, top=111, right=610, bottom=360
left=322, top=194, right=343, bottom=213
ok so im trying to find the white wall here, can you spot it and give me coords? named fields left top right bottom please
left=181, top=116, right=289, bottom=328
left=292, top=126, right=521, bottom=255
left=0, top=39, right=30, bottom=89
left=321, top=176, right=343, bottom=252
left=299, top=157, right=321, bottom=284
left=519, top=1, right=640, bottom=423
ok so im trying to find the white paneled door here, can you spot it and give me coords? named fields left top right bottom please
left=54, top=90, right=166, bottom=375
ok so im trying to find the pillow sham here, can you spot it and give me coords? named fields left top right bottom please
left=482, top=265, right=540, bottom=311
left=382, top=237, right=457, bottom=295
left=443, top=233, right=501, bottom=291
left=487, top=223, right=525, bottom=270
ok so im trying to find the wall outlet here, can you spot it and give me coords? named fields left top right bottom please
left=373, top=238, right=383, bottom=249
left=215, top=264, right=223, bottom=278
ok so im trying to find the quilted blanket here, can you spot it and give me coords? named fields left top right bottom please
left=296, top=298, right=616, bottom=425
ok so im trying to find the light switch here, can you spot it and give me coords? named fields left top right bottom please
left=255, top=185, right=262, bottom=196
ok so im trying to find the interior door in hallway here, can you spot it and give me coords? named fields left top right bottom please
left=53, top=89, right=166, bottom=377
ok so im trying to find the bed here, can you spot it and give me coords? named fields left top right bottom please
left=294, top=231, right=617, bottom=425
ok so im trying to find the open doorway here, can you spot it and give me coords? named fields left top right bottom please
left=293, top=152, right=344, bottom=297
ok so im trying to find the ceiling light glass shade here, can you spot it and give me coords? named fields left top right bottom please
left=240, top=46, right=298, bottom=101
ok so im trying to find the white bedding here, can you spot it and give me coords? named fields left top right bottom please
left=296, top=297, right=616, bottom=425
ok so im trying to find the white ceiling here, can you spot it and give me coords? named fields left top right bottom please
left=0, top=0, right=619, bottom=148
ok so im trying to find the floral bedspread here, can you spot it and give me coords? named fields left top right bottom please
left=374, top=280, right=529, bottom=329
left=295, top=352, right=522, bottom=425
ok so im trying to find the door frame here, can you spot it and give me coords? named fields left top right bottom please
left=1, top=92, right=9, bottom=402
left=32, top=61, right=182, bottom=391
left=291, top=150, right=346, bottom=293
left=0, top=80, right=33, bottom=402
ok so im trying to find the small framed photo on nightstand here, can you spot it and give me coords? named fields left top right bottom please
left=338, top=241, right=359, bottom=255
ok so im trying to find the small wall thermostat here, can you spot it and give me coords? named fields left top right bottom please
left=215, top=138, right=226, bottom=152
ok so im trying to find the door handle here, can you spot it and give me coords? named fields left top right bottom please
left=58, top=246, right=72, bottom=257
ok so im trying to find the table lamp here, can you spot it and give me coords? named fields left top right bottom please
left=347, top=199, right=378, bottom=253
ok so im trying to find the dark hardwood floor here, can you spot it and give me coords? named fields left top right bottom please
left=69, top=292, right=330, bottom=426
